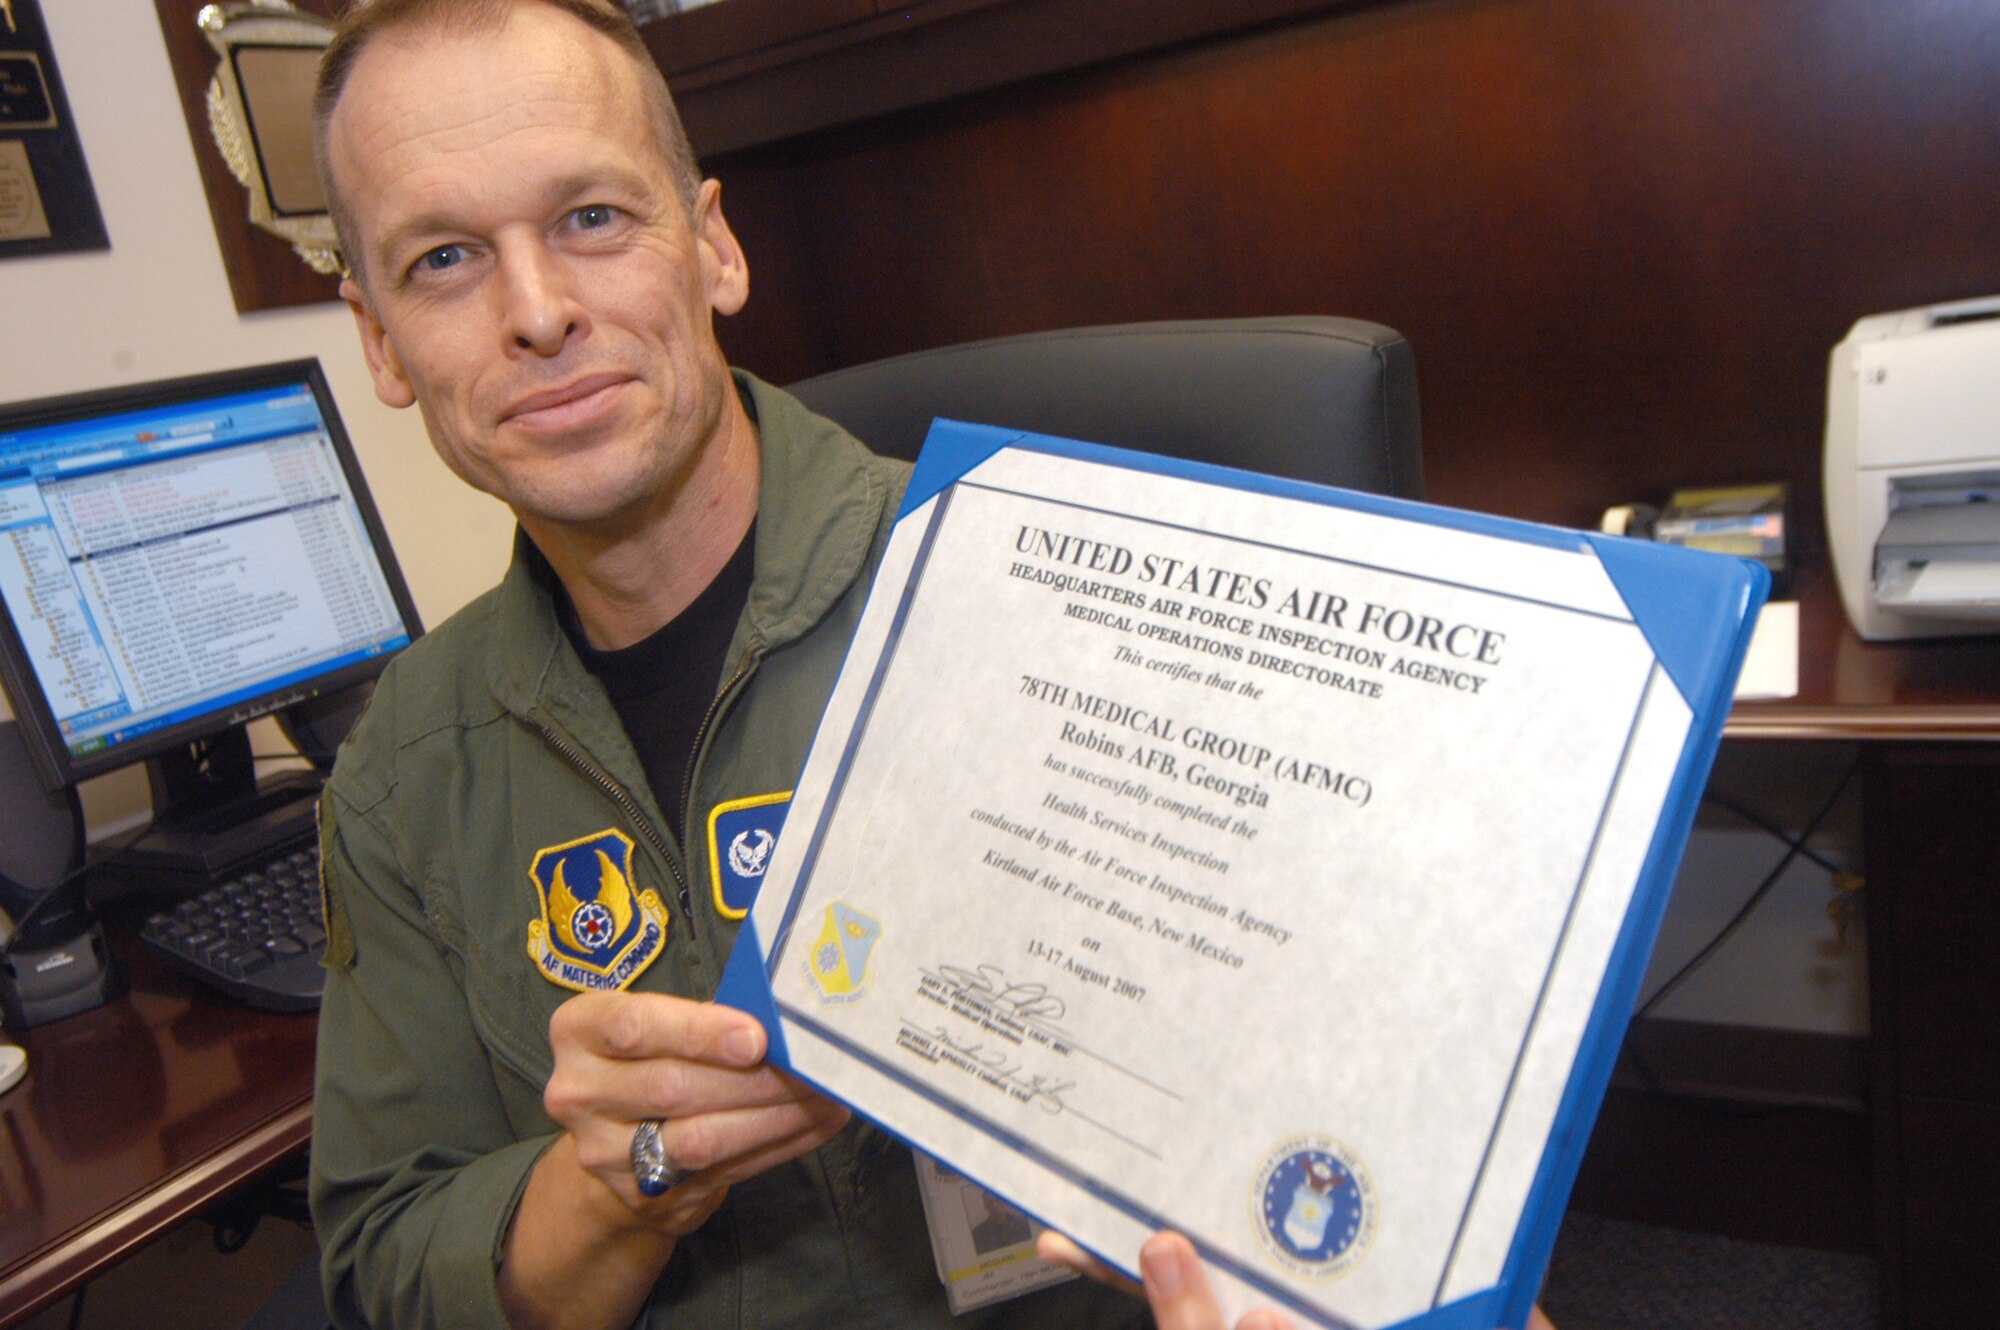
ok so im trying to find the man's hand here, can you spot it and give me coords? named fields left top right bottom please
left=1039, top=1229, right=1560, bottom=1330
left=499, top=991, right=849, bottom=1330
left=1139, top=1232, right=1290, bottom=1330
left=542, top=989, right=849, bottom=1226
left=1039, top=1231, right=1290, bottom=1330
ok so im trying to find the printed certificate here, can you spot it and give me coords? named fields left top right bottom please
left=721, top=424, right=1764, bottom=1330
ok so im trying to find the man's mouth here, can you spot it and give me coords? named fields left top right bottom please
left=501, top=374, right=632, bottom=430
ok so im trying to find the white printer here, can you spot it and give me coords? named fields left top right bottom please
left=1825, top=295, right=2000, bottom=641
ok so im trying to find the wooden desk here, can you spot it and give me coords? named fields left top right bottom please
left=0, top=936, right=316, bottom=1328
left=1723, top=556, right=2000, bottom=1329
left=1728, top=558, right=2000, bottom=742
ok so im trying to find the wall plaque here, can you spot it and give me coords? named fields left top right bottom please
left=0, top=0, right=109, bottom=258
left=153, top=0, right=339, bottom=312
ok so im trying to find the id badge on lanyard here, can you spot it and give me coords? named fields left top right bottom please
left=912, top=1151, right=1078, bottom=1313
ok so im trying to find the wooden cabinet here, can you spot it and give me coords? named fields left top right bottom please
left=1866, top=746, right=2000, bottom=1327
left=640, top=0, right=1366, bottom=155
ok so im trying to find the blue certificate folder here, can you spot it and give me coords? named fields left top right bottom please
left=722, top=420, right=1768, bottom=1330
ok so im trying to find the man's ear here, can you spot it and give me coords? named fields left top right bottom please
left=342, top=278, right=416, bottom=409
left=693, top=180, right=749, bottom=318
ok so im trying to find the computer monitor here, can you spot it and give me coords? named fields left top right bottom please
left=0, top=359, right=421, bottom=879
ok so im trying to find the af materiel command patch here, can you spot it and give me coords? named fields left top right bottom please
left=526, top=828, right=669, bottom=992
left=707, top=790, right=791, bottom=920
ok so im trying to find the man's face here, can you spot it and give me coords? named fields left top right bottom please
left=326, top=4, right=748, bottom=531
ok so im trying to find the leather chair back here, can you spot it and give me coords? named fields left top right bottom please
left=786, top=316, right=1423, bottom=499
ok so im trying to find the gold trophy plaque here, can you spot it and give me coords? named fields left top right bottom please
left=198, top=0, right=339, bottom=275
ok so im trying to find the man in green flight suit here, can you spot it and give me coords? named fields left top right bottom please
left=306, top=1, right=1316, bottom=1326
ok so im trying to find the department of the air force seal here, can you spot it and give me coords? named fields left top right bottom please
left=803, top=901, right=882, bottom=1003
left=526, top=829, right=669, bottom=992
left=1250, top=1135, right=1375, bottom=1278
left=707, top=791, right=792, bottom=919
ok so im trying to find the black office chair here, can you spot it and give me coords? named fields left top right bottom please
left=785, top=316, right=1424, bottom=499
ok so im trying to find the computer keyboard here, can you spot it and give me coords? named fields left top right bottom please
left=139, top=842, right=327, bottom=1012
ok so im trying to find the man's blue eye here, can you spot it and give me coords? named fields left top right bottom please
left=419, top=245, right=463, bottom=271
left=575, top=205, right=614, bottom=229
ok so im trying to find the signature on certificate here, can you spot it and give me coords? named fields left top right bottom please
left=929, top=962, right=1068, bottom=1022
left=900, top=959, right=1184, bottom=1161
left=897, top=1013, right=1165, bottom=1158
left=918, top=1020, right=1075, bottom=1113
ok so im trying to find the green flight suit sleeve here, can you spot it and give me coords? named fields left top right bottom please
left=311, top=783, right=554, bottom=1330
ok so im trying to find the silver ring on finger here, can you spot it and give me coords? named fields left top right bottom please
left=629, top=1118, right=684, bottom=1198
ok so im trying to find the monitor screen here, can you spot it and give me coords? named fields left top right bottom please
left=0, top=360, right=420, bottom=790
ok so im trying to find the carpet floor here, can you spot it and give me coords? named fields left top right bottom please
left=1540, top=1212, right=1879, bottom=1330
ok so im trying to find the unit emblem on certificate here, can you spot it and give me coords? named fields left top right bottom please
left=1252, top=1136, right=1376, bottom=1278
left=526, top=829, right=669, bottom=992
left=804, top=901, right=882, bottom=1002
left=707, top=790, right=791, bottom=919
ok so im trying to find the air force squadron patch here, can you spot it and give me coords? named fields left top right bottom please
left=707, top=791, right=791, bottom=920
left=804, top=902, right=881, bottom=1002
left=526, top=829, right=669, bottom=992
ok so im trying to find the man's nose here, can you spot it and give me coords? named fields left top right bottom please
left=497, top=239, right=582, bottom=357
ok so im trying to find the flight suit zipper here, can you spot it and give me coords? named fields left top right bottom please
left=678, top=660, right=755, bottom=854
left=530, top=716, right=694, bottom=924
left=669, top=653, right=899, bottom=1210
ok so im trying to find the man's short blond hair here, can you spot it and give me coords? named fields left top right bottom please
left=313, top=0, right=701, bottom=286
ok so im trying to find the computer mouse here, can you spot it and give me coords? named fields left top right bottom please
left=0, top=1043, right=25, bottom=1095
